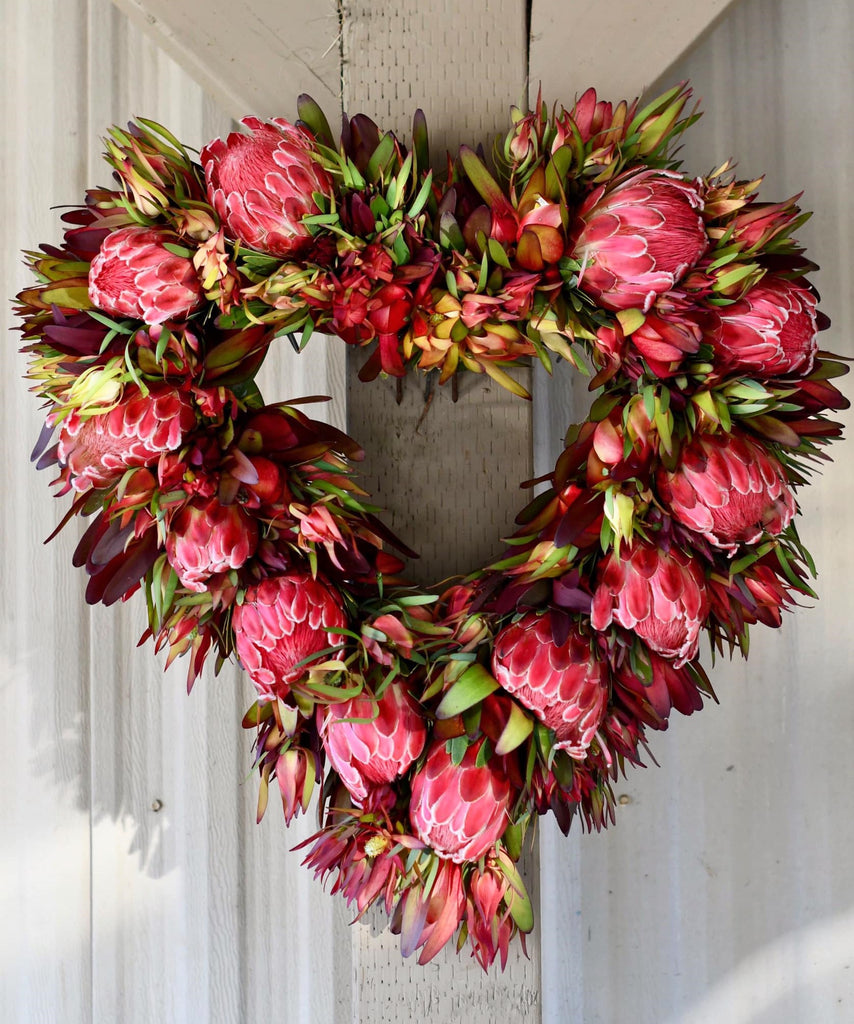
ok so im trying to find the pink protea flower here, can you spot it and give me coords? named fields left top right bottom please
left=715, top=274, right=818, bottom=375
left=571, top=169, right=708, bottom=311
left=409, top=741, right=512, bottom=863
left=591, top=541, right=710, bottom=666
left=657, top=431, right=796, bottom=552
left=614, top=650, right=705, bottom=729
left=465, top=857, right=519, bottom=971
left=166, top=496, right=259, bottom=591
left=200, top=117, right=333, bottom=258
left=556, top=88, right=635, bottom=148
left=491, top=613, right=607, bottom=757
left=319, top=682, right=427, bottom=803
left=394, top=858, right=467, bottom=964
left=232, top=573, right=347, bottom=700
left=58, top=385, right=196, bottom=491
left=275, top=747, right=317, bottom=825
left=88, top=226, right=203, bottom=324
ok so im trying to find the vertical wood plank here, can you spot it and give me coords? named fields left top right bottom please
left=531, top=1, right=854, bottom=1021
left=341, top=0, right=542, bottom=1015
left=83, top=7, right=354, bottom=1024
left=0, top=3, right=94, bottom=1022
left=109, top=0, right=341, bottom=122
left=528, top=0, right=741, bottom=102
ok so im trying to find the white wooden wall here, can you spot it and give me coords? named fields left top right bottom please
left=2, top=0, right=853, bottom=1022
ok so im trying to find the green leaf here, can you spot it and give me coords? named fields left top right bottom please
left=299, top=317, right=315, bottom=352
left=487, top=237, right=512, bottom=269
left=715, top=263, right=760, bottom=292
left=412, top=109, right=429, bottom=171
left=407, top=172, right=433, bottom=218
left=480, top=359, right=532, bottom=399
left=626, top=83, right=685, bottom=141
left=494, top=702, right=534, bottom=756
left=502, top=821, right=524, bottom=862
left=296, top=94, right=334, bottom=148
left=366, top=133, right=397, bottom=183
left=496, top=848, right=534, bottom=933
left=154, top=327, right=171, bottom=363
left=447, top=735, right=468, bottom=766
left=616, top=308, right=645, bottom=336
left=41, top=284, right=91, bottom=309
left=459, top=146, right=506, bottom=207
left=435, top=663, right=499, bottom=719
left=161, top=242, right=194, bottom=258
left=87, top=309, right=135, bottom=335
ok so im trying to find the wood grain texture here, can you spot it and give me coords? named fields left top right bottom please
left=109, top=0, right=341, bottom=121
left=529, top=0, right=741, bottom=103
left=3, top=2, right=351, bottom=1023
left=1, top=4, right=94, bottom=1022
left=532, top=1, right=854, bottom=1021
left=341, top=0, right=542, bottom=1012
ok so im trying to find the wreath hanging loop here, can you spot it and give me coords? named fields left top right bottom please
left=16, top=83, right=848, bottom=970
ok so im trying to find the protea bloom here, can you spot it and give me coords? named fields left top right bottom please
left=232, top=572, right=347, bottom=700
left=613, top=650, right=705, bottom=729
left=657, top=430, right=796, bottom=551
left=715, top=274, right=818, bottom=375
left=274, top=747, right=318, bottom=825
left=591, top=541, right=710, bottom=666
left=201, top=117, right=333, bottom=258
left=393, top=858, right=467, bottom=965
left=319, top=682, right=427, bottom=803
left=464, top=857, right=523, bottom=971
left=88, top=226, right=204, bottom=324
left=491, top=613, right=607, bottom=757
left=57, top=385, right=196, bottom=491
left=409, top=741, right=512, bottom=863
left=571, top=169, right=707, bottom=311
left=166, top=496, right=259, bottom=591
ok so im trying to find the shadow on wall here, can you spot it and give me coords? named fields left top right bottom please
left=4, top=616, right=175, bottom=878
left=668, top=905, right=854, bottom=1024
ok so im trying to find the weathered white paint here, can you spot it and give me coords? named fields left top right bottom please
left=3, top=3, right=348, bottom=1023
left=109, top=0, right=341, bottom=121
left=533, top=1, right=854, bottom=1022
left=530, top=0, right=742, bottom=104
left=4, top=0, right=854, bottom=1021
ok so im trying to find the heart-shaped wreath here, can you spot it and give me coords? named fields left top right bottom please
left=17, top=84, right=848, bottom=970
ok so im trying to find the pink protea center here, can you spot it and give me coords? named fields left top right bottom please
left=409, top=741, right=511, bottom=864
left=491, top=613, right=607, bottom=758
left=319, top=682, right=427, bottom=803
left=201, top=117, right=332, bottom=258
left=233, top=572, right=347, bottom=700
left=58, top=385, right=196, bottom=491
left=591, top=541, right=710, bottom=667
left=88, top=226, right=203, bottom=324
left=571, top=169, right=708, bottom=312
left=715, top=274, right=818, bottom=375
left=658, top=431, right=796, bottom=552
left=166, top=497, right=259, bottom=592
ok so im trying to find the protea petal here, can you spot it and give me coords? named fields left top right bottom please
left=591, top=541, right=709, bottom=666
left=233, top=572, right=347, bottom=700
left=88, top=225, right=203, bottom=324
left=201, top=117, right=332, bottom=258
left=319, top=682, right=427, bottom=802
left=409, top=741, right=511, bottom=863
left=571, top=169, right=708, bottom=311
left=658, top=431, right=796, bottom=552
left=492, top=612, right=607, bottom=758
